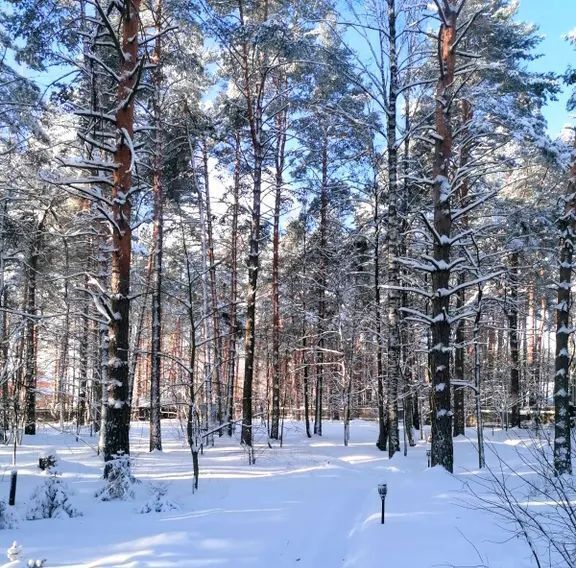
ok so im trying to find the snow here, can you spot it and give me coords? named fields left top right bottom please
left=565, top=28, right=576, bottom=44
left=436, top=409, right=452, bottom=418
left=435, top=175, right=452, bottom=203
left=0, top=420, right=555, bottom=567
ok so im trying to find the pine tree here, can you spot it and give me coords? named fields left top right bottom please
left=553, top=29, right=576, bottom=475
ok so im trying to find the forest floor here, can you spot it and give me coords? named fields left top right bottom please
left=0, top=419, right=547, bottom=567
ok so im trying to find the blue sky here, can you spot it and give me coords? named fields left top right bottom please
left=517, top=0, right=575, bottom=136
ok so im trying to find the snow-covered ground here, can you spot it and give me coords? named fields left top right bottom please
left=0, top=420, right=544, bottom=567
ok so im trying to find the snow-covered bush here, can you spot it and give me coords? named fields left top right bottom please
left=0, top=500, right=18, bottom=529
left=26, top=470, right=82, bottom=520
left=7, top=541, right=22, bottom=561
left=96, top=455, right=137, bottom=501
left=138, top=483, right=178, bottom=514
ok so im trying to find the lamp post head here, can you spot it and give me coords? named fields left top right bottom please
left=378, top=483, right=387, bottom=499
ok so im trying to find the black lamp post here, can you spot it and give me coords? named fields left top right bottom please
left=426, top=449, right=431, bottom=468
left=378, top=483, right=388, bottom=524
left=8, top=469, right=17, bottom=506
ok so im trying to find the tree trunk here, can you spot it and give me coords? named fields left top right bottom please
left=343, top=361, right=353, bottom=447
left=453, top=99, right=472, bottom=437
left=59, top=240, right=71, bottom=429
left=400, top=88, right=415, bottom=444
left=149, top=0, right=164, bottom=453
left=374, top=180, right=387, bottom=451
left=240, top=146, right=263, bottom=456
left=196, top=165, right=214, bottom=442
left=77, top=271, right=89, bottom=431
left=98, top=234, right=110, bottom=452
left=180, top=197, right=200, bottom=488
left=202, top=141, right=224, bottom=431
left=104, top=0, right=141, bottom=471
left=302, top=329, right=311, bottom=438
left=526, top=282, right=537, bottom=410
left=300, top=210, right=312, bottom=439
left=225, top=132, right=241, bottom=437
left=186, top=297, right=199, bottom=491
left=270, top=104, right=287, bottom=440
left=508, top=249, right=521, bottom=428
left=128, top=250, right=153, bottom=412
left=0, top=287, right=8, bottom=442
left=474, top=286, right=485, bottom=468
left=430, top=2, right=458, bottom=472
left=385, top=0, right=401, bottom=458
left=0, top=200, right=8, bottom=441
left=239, top=0, right=266, bottom=457
left=314, top=140, right=329, bottom=437
left=554, top=138, right=576, bottom=474
left=24, top=211, right=47, bottom=436
left=23, top=253, right=37, bottom=436
left=453, top=272, right=466, bottom=437
left=534, top=292, right=546, bottom=419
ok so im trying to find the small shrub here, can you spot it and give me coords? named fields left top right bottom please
left=96, top=455, right=137, bottom=501
left=26, top=472, right=82, bottom=520
left=138, top=483, right=178, bottom=514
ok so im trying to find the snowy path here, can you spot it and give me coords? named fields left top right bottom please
left=0, top=421, right=535, bottom=567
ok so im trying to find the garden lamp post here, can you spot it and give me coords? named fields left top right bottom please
left=378, top=483, right=388, bottom=524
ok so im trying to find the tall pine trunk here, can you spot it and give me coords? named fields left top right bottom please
left=0, top=200, right=8, bottom=440
left=202, top=142, right=224, bottom=430
left=226, top=132, right=241, bottom=437
left=374, top=180, right=387, bottom=451
left=527, top=282, right=537, bottom=410
left=385, top=0, right=401, bottom=457
left=98, top=234, right=110, bottom=453
left=453, top=99, right=472, bottom=437
left=270, top=105, right=287, bottom=440
left=314, top=140, right=329, bottom=437
left=300, top=210, right=312, bottom=439
left=149, top=0, right=164, bottom=452
left=0, top=287, right=8, bottom=441
left=508, top=248, right=520, bottom=428
left=128, top=250, right=153, bottom=411
left=554, top=138, right=576, bottom=475
left=59, top=240, right=71, bottom=428
left=77, top=269, right=89, bottom=430
left=400, top=90, right=416, bottom=447
left=75, top=0, right=91, bottom=434
left=240, top=148, right=263, bottom=455
left=430, top=1, right=458, bottom=472
left=180, top=201, right=200, bottom=488
left=196, top=156, right=214, bottom=438
left=23, top=211, right=47, bottom=436
left=104, top=0, right=141, bottom=471
left=239, top=0, right=267, bottom=456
